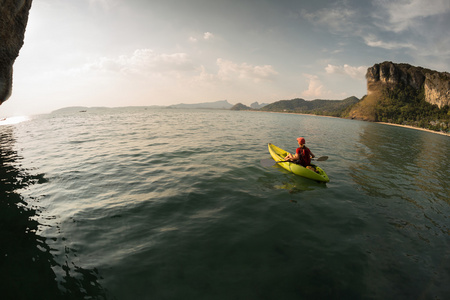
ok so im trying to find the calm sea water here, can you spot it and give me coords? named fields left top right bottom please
left=1, top=108, right=449, bottom=299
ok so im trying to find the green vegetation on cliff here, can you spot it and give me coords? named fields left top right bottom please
left=260, top=96, right=359, bottom=117
left=373, top=83, right=450, bottom=132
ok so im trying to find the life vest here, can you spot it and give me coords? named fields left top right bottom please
left=296, top=146, right=311, bottom=167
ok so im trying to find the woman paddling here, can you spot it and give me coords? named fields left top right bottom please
left=284, top=137, right=315, bottom=167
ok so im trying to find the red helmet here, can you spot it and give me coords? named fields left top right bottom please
left=297, top=137, right=305, bottom=144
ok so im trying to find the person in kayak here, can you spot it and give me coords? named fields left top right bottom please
left=284, top=137, right=315, bottom=167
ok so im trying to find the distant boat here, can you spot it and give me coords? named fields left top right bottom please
left=79, top=110, right=87, bottom=113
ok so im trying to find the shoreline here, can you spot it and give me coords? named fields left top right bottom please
left=253, top=110, right=450, bottom=137
left=375, top=122, right=450, bottom=136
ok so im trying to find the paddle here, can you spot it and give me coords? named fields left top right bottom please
left=260, top=156, right=328, bottom=167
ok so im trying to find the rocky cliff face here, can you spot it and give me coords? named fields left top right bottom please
left=0, top=0, right=33, bottom=105
left=424, top=72, right=450, bottom=108
left=366, top=61, right=450, bottom=108
left=348, top=62, right=450, bottom=122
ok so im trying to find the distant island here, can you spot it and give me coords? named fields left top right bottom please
left=258, top=96, right=359, bottom=117
left=168, top=100, right=233, bottom=109
left=168, top=100, right=269, bottom=109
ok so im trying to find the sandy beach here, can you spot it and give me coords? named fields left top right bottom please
left=376, top=122, right=450, bottom=136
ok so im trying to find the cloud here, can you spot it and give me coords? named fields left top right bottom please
left=301, top=5, right=358, bottom=34
left=363, top=35, right=416, bottom=50
left=82, top=49, right=195, bottom=76
left=325, top=64, right=367, bottom=79
left=193, top=65, right=216, bottom=82
left=373, top=0, right=450, bottom=33
left=203, top=32, right=214, bottom=40
left=216, top=58, right=278, bottom=82
left=74, top=49, right=278, bottom=86
left=304, top=0, right=450, bottom=35
left=189, top=32, right=215, bottom=42
left=302, top=0, right=449, bottom=68
left=301, top=75, right=333, bottom=99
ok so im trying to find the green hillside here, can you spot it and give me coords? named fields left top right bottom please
left=260, top=96, right=359, bottom=117
left=369, top=84, right=449, bottom=131
left=230, top=103, right=252, bottom=110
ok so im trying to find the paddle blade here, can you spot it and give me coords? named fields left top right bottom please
left=315, top=156, right=328, bottom=161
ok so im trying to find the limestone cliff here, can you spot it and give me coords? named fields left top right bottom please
left=365, top=61, right=450, bottom=108
left=348, top=62, right=450, bottom=121
left=0, top=0, right=33, bottom=104
left=424, top=72, right=450, bottom=108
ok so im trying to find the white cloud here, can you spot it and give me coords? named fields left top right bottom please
left=304, top=0, right=450, bottom=35
left=301, top=5, right=358, bottom=34
left=81, top=49, right=195, bottom=76
left=189, top=32, right=215, bottom=43
left=203, top=32, right=214, bottom=40
left=73, top=50, right=278, bottom=87
left=363, top=35, right=416, bottom=50
left=302, top=0, right=448, bottom=65
left=193, top=65, right=216, bottom=83
left=216, top=58, right=278, bottom=82
left=301, top=74, right=333, bottom=99
left=373, top=0, right=450, bottom=32
left=325, top=64, right=367, bottom=80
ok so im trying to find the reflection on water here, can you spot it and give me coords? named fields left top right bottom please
left=258, top=164, right=327, bottom=194
left=0, top=116, right=30, bottom=126
left=0, top=128, right=107, bottom=299
left=352, top=123, right=450, bottom=205
left=413, top=131, right=450, bottom=205
left=349, top=123, right=450, bottom=298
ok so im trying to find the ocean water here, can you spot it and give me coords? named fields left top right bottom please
left=1, top=108, right=449, bottom=299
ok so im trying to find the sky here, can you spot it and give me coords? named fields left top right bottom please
left=2, top=0, right=450, bottom=116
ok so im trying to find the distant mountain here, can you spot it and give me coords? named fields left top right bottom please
left=230, top=103, right=252, bottom=110
left=260, top=97, right=359, bottom=117
left=250, top=102, right=269, bottom=109
left=169, top=100, right=233, bottom=109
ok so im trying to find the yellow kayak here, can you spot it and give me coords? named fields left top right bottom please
left=268, top=143, right=330, bottom=183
